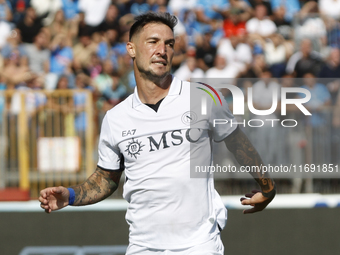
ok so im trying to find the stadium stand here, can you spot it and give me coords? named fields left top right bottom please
left=0, top=0, right=340, bottom=199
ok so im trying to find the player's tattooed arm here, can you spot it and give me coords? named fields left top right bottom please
left=71, top=167, right=122, bottom=206
left=224, top=127, right=276, bottom=197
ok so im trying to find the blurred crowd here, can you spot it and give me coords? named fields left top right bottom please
left=0, top=0, right=340, bottom=115
left=0, top=0, right=339, bottom=194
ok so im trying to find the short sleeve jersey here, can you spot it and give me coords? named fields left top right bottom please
left=97, top=76, right=237, bottom=249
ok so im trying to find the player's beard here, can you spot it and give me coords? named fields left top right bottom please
left=135, top=59, right=170, bottom=85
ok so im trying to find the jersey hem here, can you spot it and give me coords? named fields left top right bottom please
left=128, top=231, right=220, bottom=250
left=97, top=164, right=123, bottom=172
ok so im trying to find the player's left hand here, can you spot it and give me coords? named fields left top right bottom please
left=240, top=189, right=274, bottom=214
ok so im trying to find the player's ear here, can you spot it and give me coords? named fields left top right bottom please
left=126, top=42, right=136, bottom=58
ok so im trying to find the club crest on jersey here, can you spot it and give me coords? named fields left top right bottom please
left=181, top=111, right=197, bottom=125
left=125, top=138, right=145, bottom=159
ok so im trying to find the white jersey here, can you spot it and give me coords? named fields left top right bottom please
left=97, top=76, right=237, bottom=249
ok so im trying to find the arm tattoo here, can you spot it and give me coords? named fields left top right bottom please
left=224, top=128, right=275, bottom=194
left=71, top=167, right=122, bottom=206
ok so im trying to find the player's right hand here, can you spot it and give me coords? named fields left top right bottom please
left=240, top=189, right=274, bottom=214
left=39, top=186, right=70, bottom=213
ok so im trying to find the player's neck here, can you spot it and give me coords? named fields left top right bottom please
left=135, top=74, right=172, bottom=104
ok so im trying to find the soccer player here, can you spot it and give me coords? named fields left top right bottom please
left=39, top=12, right=276, bottom=254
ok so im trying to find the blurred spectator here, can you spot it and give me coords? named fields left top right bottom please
left=194, top=0, right=228, bottom=48
left=86, top=53, right=102, bottom=79
left=272, top=5, right=293, bottom=40
left=326, top=18, right=340, bottom=48
left=157, top=1, right=170, bottom=15
left=26, top=31, right=51, bottom=75
left=55, top=73, right=69, bottom=89
left=118, top=53, right=135, bottom=95
left=249, top=70, right=282, bottom=165
left=319, top=47, right=340, bottom=79
left=237, top=54, right=267, bottom=90
left=75, top=71, right=91, bottom=89
left=243, top=54, right=267, bottom=79
left=98, top=22, right=129, bottom=65
left=319, top=0, right=340, bottom=21
left=1, top=28, right=27, bottom=66
left=112, top=27, right=129, bottom=57
left=173, top=48, right=205, bottom=81
left=98, top=3, right=120, bottom=32
left=301, top=73, right=331, bottom=165
left=175, top=9, right=197, bottom=46
left=246, top=4, right=277, bottom=37
left=271, top=0, right=300, bottom=23
left=0, top=73, right=5, bottom=178
left=73, top=30, right=97, bottom=72
left=48, top=75, right=71, bottom=136
left=73, top=72, right=94, bottom=137
left=301, top=73, right=331, bottom=126
left=118, top=12, right=135, bottom=35
left=48, top=9, right=78, bottom=41
left=17, top=7, right=46, bottom=43
left=295, top=1, right=327, bottom=51
left=116, top=0, right=133, bottom=17
left=78, top=0, right=111, bottom=34
left=101, top=75, right=127, bottom=111
left=50, top=33, right=73, bottom=75
left=0, top=25, right=10, bottom=49
left=148, top=0, right=168, bottom=13
left=205, top=54, right=239, bottom=79
left=0, top=76, right=5, bottom=121
left=168, top=0, right=197, bottom=15
left=195, top=30, right=217, bottom=72
left=279, top=73, right=306, bottom=192
left=319, top=47, right=340, bottom=103
left=97, top=28, right=120, bottom=67
left=44, top=32, right=74, bottom=90
left=130, top=0, right=150, bottom=15
left=48, top=9, right=67, bottom=38
left=0, top=0, right=12, bottom=48
left=333, top=86, right=340, bottom=127
left=248, top=0, right=273, bottom=19
left=171, top=22, right=188, bottom=72
left=0, top=0, right=12, bottom=23
left=61, top=0, right=79, bottom=21
left=293, top=39, right=324, bottom=78
left=286, top=38, right=323, bottom=77
left=257, top=33, right=291, bottom=77
left=1, top=49, right=32, bottom=89
left=217, top=35, right=252, bottom=74
left=222, top=7, right=248, bottom=38
left=195, top=0, right=228, bottom=26
left=93, top=59, right=115, bottom=95
left=31, top=0, right=62, bottom=26
left=11, top=0, right=30, bottom=24
left=251, top=69, right=281, bottom=112
left=75, top=11, right=88, bottom=40
left=10, top=76, right=47, bottom=117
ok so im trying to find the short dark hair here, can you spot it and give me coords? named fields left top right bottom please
left=129, top=12, right=178, bottom=41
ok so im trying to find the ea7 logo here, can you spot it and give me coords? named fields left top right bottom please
left=122, top=129, right=136, bottom=137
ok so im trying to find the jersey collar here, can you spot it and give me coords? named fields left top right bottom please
left=132, top=76, right=182, bottom=109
